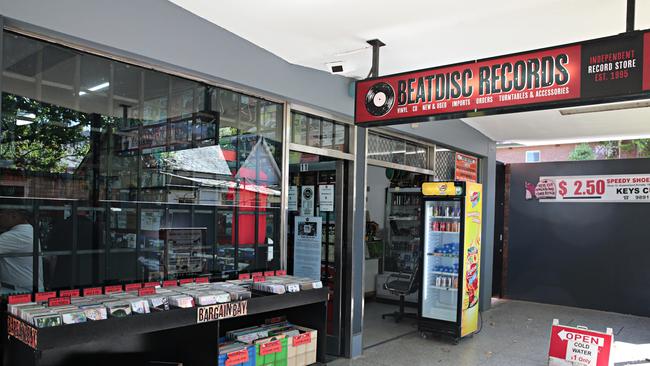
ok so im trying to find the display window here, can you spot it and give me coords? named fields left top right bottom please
left=0, top=32, right=284, bottom=294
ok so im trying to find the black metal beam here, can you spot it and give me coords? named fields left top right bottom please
left=366, top=39, right=385, bottom=78
left=627, top=0, right=635, bottom=32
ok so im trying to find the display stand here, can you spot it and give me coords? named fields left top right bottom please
left=3, top=288, right=328, bottom=366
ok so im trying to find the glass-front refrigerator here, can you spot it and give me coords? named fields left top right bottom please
left=418, top=181, right=483, bottom=343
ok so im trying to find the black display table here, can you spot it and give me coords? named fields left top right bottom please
left=3, top=288, right=328, bottom=366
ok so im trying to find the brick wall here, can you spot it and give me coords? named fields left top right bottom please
left=497, top=144, right=578, bottom=164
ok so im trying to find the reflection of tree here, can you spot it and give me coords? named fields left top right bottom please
left=0, top=94, right=94, bottom=173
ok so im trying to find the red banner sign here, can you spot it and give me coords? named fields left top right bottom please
left=8, top=316, right=37, bottom=349
left=292, top=333, right=312, bottom=347
left=138, top=287, right=156, bottom=296
left=125, top=283, right=142, bottom=291
left=275, top=270, right=286, bottom=276
left=143, top=282, right=159, bottom=288
left=264, top=271, right=275, bottom=277
left=162, top=280, right=178, bottom=287
left=83, top=287, right=102, bottom=296
left=549, top=322, right=612, bottom=366
left=8, top=294, right=32, bottom=304
left=226, top=349, right=249, bottom=366
left=104, top=285, right=123, bottom=294
left=48, top=297, right=71, bottom=307
left=643, top=32, right=650, bottom=90
left=252, top=272, right=263, bottom=278
left=238, top=273, right=251, bottom=280
left=59, top=289, right=80, bottom=298
left=195, top=277, right=209, bottom=284
left=259, top=340, right=282, bottom=356
left=455, top=153, right=478, bottom=182
left=253, top=276, right=266, bottom=283
left=34, top=292, right=56, bottom=302
left=355, top=30, right=650, bottom=126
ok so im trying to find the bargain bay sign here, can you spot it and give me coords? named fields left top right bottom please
left=196, top=301, right=248, bottom=323
left=355, top=30, right=650, bottom=126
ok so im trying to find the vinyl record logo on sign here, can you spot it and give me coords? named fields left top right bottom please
left=365, top=82, right=395, bottom=116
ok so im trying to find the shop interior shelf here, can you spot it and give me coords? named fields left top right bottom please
left=388, top=216, right=419, bottom=221
left=432, top=216, right=461, bottom=220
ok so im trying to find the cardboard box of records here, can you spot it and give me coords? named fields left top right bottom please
left=223, top=321, right=317, bottom=366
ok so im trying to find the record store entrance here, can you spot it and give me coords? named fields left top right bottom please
left=287, top=153, right=350, bottom=357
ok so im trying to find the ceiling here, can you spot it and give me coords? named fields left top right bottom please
left=170, top=0, right=650, bottom=145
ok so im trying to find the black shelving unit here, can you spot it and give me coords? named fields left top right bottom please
left=3, top=288, right=328, bottom=366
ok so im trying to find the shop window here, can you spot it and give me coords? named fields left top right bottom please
left=0, top=32, right=283, bottom=293
left=526, top=150, right=541, bottom=162
left=290, top=111, right=349, bottom=152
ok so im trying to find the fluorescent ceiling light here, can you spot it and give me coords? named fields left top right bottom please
left=79, top=91, right=87, bottom=96
left=560, top=100, right=650, bottom=115
left=88, top=82, right=110, bottom=92
left=16, top=119, right=33, bottom=126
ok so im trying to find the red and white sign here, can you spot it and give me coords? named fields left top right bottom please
left=259, top=340, right=283, bottom=356
left=538, top=174, right=650, bottom=202
left=643, top=32, right=650, bottom=90
left=226, top=349, right=249, bottom=366
left=455, top=153, right=478, bottom=182
left=356, top=46, right=581, bottom=124
left=548, top=321, right=612, bottom=366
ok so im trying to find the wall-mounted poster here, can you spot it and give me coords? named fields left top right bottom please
left=293, top=216, right=322, bottom=281
left=319, top=184, right=334, bottom=212
left=455, top=153, right=478, bottom=182
left=288, top=186, right=298, bottom=211
left=300, top=186, right=315, bottom=216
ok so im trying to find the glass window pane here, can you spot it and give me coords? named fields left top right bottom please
left=291, top=112, right=307, bottom=145
left=321, top=120, right=333, bottom=149
left=307, top=116, right=320, bottom=147
left=1, top=32, right=284, bottom=289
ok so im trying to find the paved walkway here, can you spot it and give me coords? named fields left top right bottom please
left=330, top=299, right=650, bottom=365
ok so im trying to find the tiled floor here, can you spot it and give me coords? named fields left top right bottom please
left=329, top=299, right=650, bottom=366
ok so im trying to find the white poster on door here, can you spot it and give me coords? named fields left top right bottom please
left=301, top=186, right=315, bottom=216
left=293, top=216, right=322, bottom=281
left=319, top=184, right=335, bottom=212
left=288, top=186, right=298, bottom=211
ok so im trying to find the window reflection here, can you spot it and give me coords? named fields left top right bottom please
left=0, top=32, right=283, bottom=293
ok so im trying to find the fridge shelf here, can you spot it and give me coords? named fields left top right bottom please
left=431, top=231, right=460, bottom=234
left=432, top=216, right=461, bottom=220
left=429, top=285, right=458, bottom=291
left=427, top=253, right=459, bottom=258
left=432, top=271, right=458, bottom=276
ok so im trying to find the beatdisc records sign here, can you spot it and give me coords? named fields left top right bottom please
left=356, top=30, right=650, bottom=126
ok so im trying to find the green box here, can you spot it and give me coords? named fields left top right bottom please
left=255, top=338, right=287, bottom=366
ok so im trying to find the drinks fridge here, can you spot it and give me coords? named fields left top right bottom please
left=418, top=181, right=482, bottom=342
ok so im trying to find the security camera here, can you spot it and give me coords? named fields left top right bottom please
left=326, top=61, right=345, bottom=74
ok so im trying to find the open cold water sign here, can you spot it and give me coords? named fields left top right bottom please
left=548, top=320, right=612, bottom=366
left=196, top=301, right=248, bottom=323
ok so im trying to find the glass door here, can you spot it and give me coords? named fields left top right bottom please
left=422, top=199, right=462, bottom=322
left=287, top=152, right=346, bottom=356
